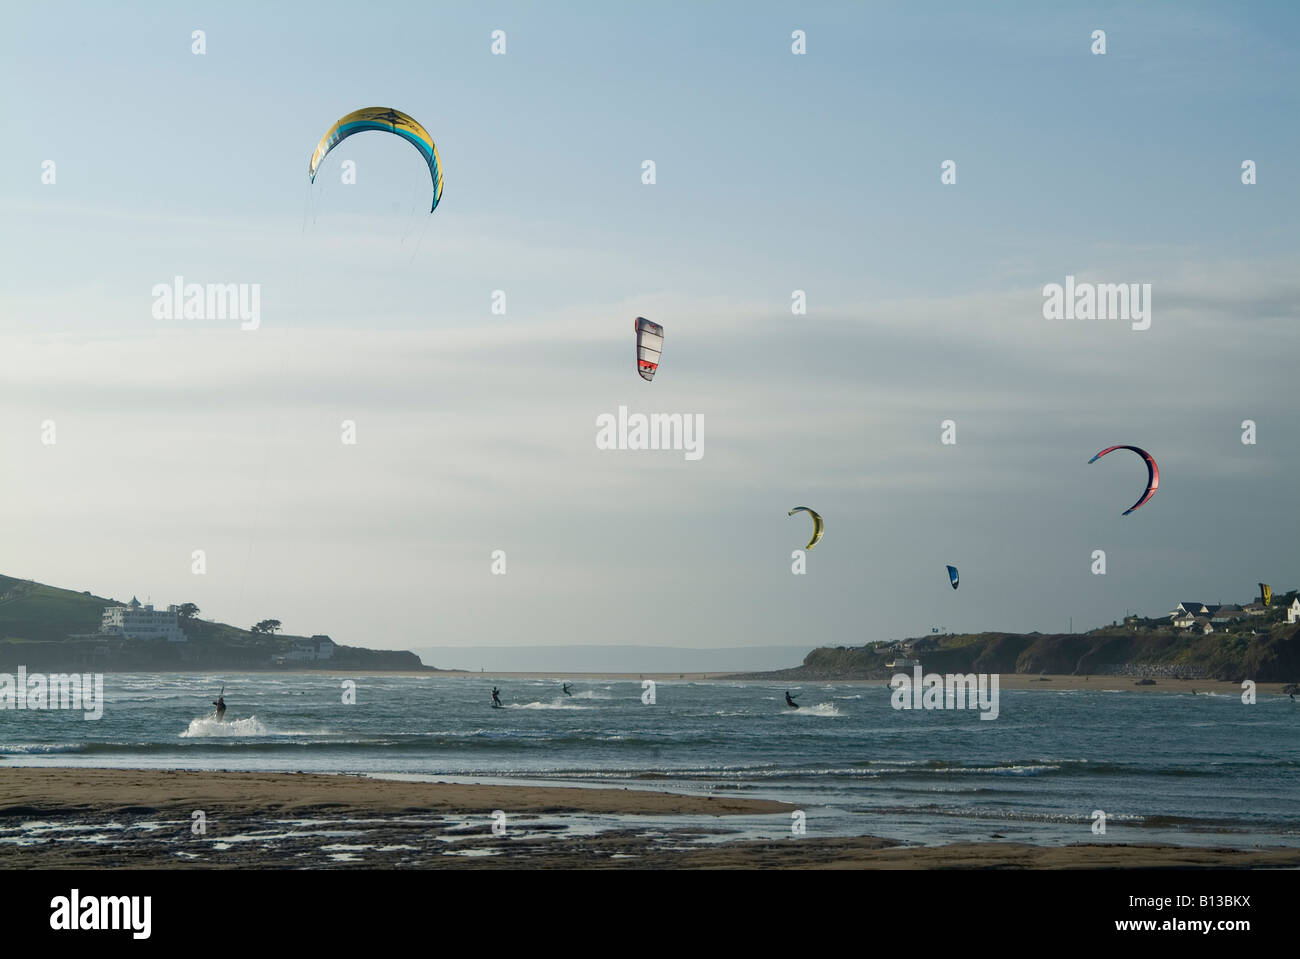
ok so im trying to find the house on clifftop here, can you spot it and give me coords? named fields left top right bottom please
left=1208, top=604, right=1243, bottom=625
left=100, top=596, right=187, bottom=643
left=276, top=635, right=336, bottom=664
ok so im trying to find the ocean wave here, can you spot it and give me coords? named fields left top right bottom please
left=868, top=760, right=1062, bottom=776
left=179, top=716, right=327, bottom=738
left=0, top=743, right=85, bottom=755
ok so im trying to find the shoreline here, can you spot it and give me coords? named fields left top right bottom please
left=3, top=768, right=1299, bottom=869
left=0, top=767, right=786, bottom=818
left=381, top=673, right=1286, bottom=695
left=31, top=669, right=1286, bottom=693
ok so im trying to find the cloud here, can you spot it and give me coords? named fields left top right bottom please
left=1, top=238, right=1296, bottom=649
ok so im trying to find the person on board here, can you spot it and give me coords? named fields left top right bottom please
left=491, top=687, right=502, bottom=707
left=785, top=690, right=799, bottom=709
left=212, top=695, right=226, bottom=721
left=562, top=683, right=573, bottom=697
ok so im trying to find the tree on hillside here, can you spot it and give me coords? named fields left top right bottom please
left=251, top=619, right=283, bottom=635
left=178, top=603, right=200, bottom=620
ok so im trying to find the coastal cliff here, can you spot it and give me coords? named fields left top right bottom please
left=0, top=574, right=431, bottom=672
left=732, top=622, right=1300, bottom=683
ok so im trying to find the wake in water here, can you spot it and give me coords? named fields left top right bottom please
left=505, top=701, right=591, bottom=711
left=180, top=716, right=274, bottom=737
left=789, top=702, right=840, bottom=717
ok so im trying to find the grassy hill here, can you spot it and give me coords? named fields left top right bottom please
left=0, top=573, right=430, bottom=671
left=0, top=575, right=117, bottom=642
left=733, top=604, right=1300, bottom=683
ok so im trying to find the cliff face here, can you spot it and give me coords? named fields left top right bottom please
left=737, top=624, right=1300, bottom=682
left=1242, top=629, right=1300, bottom=680
left=328, top=646, right=427, bottom=670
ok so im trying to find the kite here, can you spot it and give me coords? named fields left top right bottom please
left=635, top=317, right=664, bottom=381
left=309, top=107, right=443, bottom=212
left=788, top=507, right=823, bottom=550
left=1088, top=445, right=1159, bottom=515
left=947, top=565, right=960, bottom=589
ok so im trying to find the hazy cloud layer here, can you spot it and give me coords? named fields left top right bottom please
left=2, top=3, right=1297, bottom=658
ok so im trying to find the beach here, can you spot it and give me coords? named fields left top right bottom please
left=4, top=672, right=1296, bottom=865
left=0, top=767, right=787, bottom=817
left=3, top=768, right=1299, bottom=869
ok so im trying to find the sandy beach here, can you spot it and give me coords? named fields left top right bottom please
left=0, top=767, right=786, bottom=818
left=3, top=768, right=1297, bottom=870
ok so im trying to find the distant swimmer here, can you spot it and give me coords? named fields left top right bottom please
left=785, top=690, right=799, bottom=709
left=491, top=686, right=502, bottom=708
left=562, top=683, right=573, bottom=697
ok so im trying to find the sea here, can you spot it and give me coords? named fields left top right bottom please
left=2, top=673, right=1297, bottom=850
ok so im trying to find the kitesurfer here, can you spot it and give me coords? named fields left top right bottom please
left=491, top=687, right=502, bottom=707
left=562, top=682, right=572, bottom=697
left=785, top=691, right=799, bottom=709
left=212, top=694, right=226, bottom=721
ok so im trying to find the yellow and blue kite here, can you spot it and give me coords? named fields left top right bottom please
left=308, top=107, right=443, bottom=212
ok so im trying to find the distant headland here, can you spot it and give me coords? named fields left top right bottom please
left=731, top=592, right=1300, bottom=683
left=0, top=574, right=431, bottom=672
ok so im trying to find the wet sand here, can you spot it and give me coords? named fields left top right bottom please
left=2, top=768, right=1297, bottom=869
left=0, top=767, right=786, bottom=818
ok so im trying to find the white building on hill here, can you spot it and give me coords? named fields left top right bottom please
left=283, top=635, right=336, bottom=662
left=100, top=597, right=187, bottom=643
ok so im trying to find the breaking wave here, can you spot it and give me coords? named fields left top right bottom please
left=179, top=716, right=320, bottom=737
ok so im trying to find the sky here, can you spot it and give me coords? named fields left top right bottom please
left=1, top=2, right=1298, bottom=657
